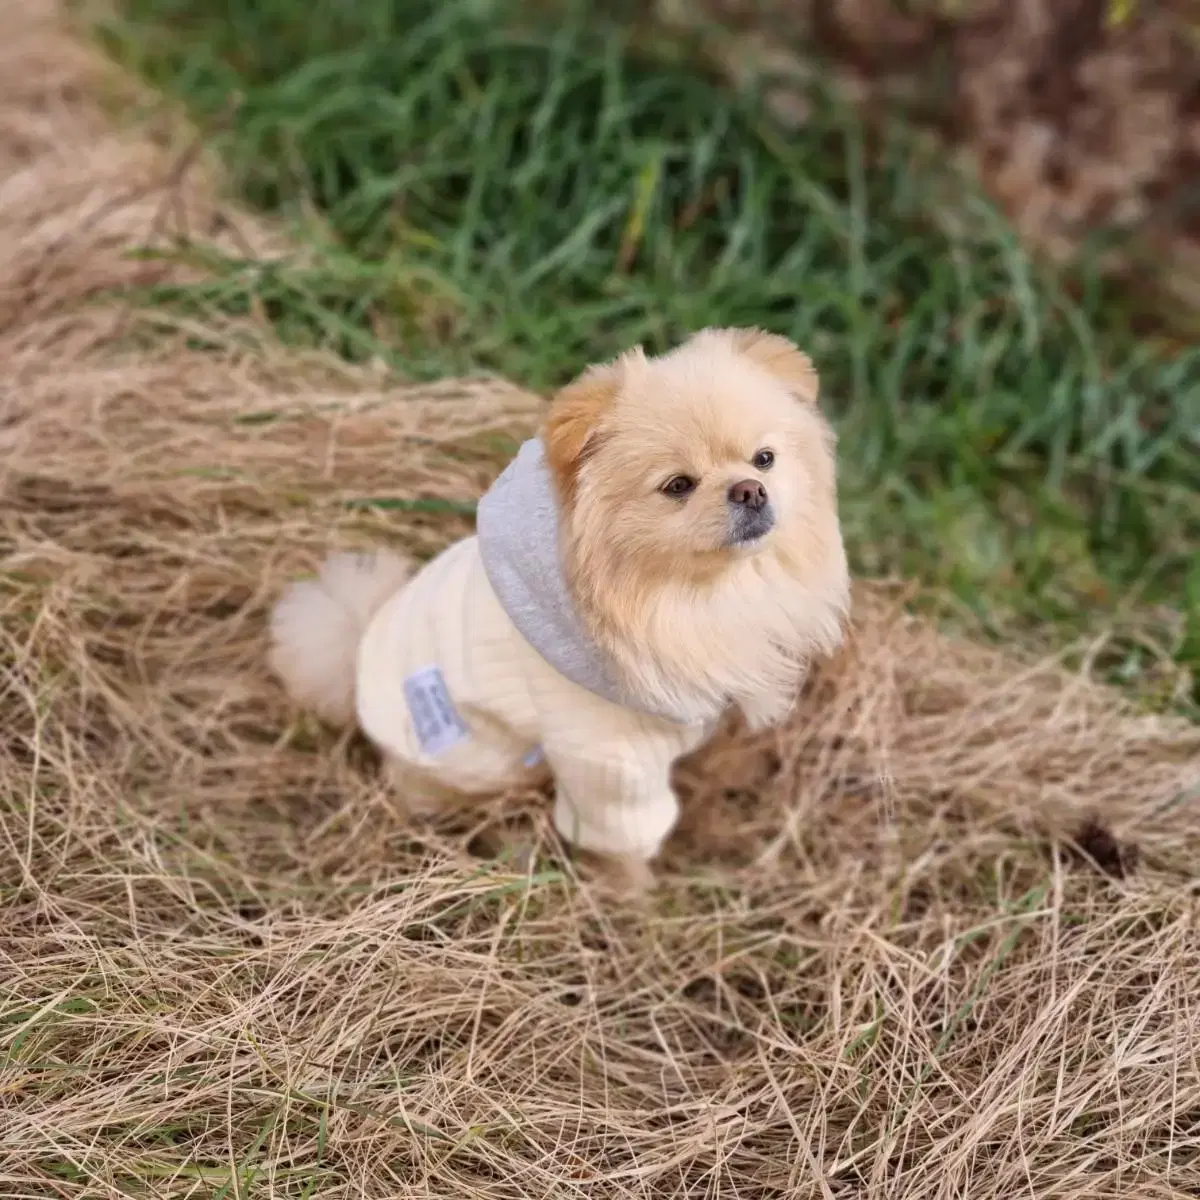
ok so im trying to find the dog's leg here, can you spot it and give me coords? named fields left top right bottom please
left=540, top=743, right=681, bottom=896
left=383, top=756, right=469, bottom=819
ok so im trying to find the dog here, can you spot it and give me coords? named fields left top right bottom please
left=269, top=327, right=850, bottom=887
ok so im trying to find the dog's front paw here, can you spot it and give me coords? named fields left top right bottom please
left=574, top=848, right=656, bottom=897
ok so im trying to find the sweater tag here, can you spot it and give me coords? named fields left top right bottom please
left=403, top=665, right=469, bottom=756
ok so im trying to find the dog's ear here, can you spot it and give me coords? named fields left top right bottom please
left=717, top=327, right=819, bottom=406
left=544, top=351, right=638, bottom=501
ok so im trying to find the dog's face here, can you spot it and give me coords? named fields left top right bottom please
left=543, top=326, right=849, bottom=723
left=545, top=327, right=838, bottom=580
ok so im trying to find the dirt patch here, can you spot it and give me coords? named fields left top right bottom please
left=3, top=2, right=1199, bottom=1197
left=659, top=0, right=1200, bottom=309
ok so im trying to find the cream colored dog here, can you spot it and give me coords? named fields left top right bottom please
left=270, top=327, right=850, bottom=884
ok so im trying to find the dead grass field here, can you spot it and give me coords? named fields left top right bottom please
left=3, top=4, right=1200, bottom=1197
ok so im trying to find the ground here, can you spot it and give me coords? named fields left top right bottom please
left=2, top=3, right=1199, bottom=1198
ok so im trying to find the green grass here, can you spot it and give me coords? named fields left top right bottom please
left=94, top=0, right=1197, bottom=700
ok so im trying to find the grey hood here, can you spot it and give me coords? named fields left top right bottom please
left=475, top=438, right=692, bottom=725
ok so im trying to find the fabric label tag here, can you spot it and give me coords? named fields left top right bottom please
left=403, top=665, right=469, bottom=756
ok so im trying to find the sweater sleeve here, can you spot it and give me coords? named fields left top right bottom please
left=536, top=706, right=704, bottom=859
left=545, top=744, right=679, bottom=859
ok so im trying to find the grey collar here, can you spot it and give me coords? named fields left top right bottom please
left=475, top=438, right=694, bottom=725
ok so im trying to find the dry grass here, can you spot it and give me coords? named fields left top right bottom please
left=3, top=3, right=1200, bottom=1198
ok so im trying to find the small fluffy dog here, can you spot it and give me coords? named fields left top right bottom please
left=270, top=327, right=850, bottom=884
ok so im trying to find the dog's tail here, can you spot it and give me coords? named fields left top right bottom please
left=269, top=551, right=411, bottom=727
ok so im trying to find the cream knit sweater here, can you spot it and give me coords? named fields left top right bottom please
left=357, top=534, right=709, bottom=859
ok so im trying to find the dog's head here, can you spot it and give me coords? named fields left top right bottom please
left=546, top=326, right=837, bottom=576
left=543, top=327, right=849, bottom=726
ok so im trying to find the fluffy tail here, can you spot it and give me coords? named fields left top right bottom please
left=269, top=551, right=411, bottom=727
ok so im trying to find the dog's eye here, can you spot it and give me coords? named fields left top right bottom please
left=752, top=449, right=775, bottom=470
left=661, top=475, right=697, bottom=498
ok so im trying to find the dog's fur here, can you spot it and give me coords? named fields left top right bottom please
left=269, top=551, right=410, bottom=728
left=270, top=328, right=849, bottom=881
left=545, top=327, right=848, bottom=729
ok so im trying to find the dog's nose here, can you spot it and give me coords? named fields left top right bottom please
left=727, top=479, right=768, bottom=511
